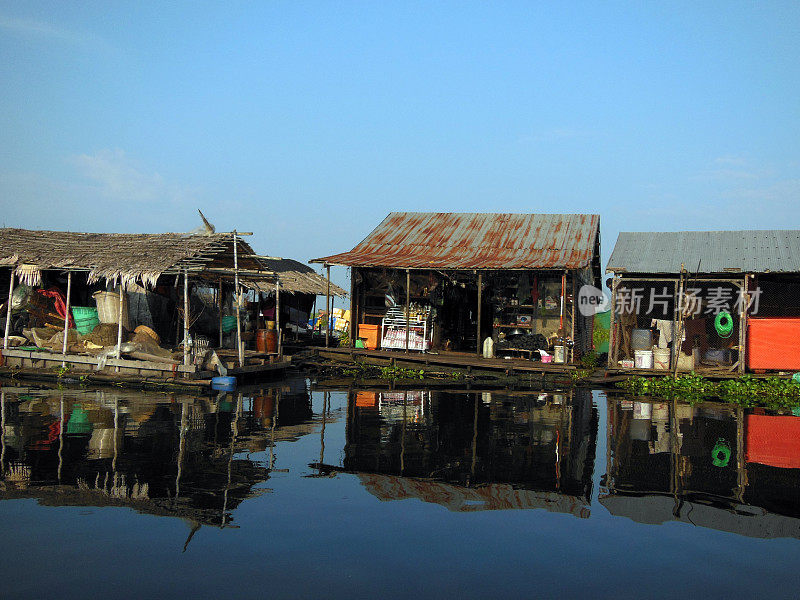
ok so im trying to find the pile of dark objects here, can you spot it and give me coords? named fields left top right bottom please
left=496, top=332, right=549, bottom=352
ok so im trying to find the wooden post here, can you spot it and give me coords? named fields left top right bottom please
left=3, top=269, right=14, bottom=350
left=476, top=271, right=483, bottom=357
left=349, top=267, right=357, bottom=348
left=405, top=269, right=411, bottom=353
left=218, top=277, right=224, bottom=348
left=739, top=275, right=750, bottom=374
left=233, top=231, right=244, bottom=367
left=560, top=271, right=566, bottom=332
left=609, top=275, right=618, bottom=368
left=115, top=284, right=124, bottom=372
left=275, top=278, right=282, bottom=357
left=325, top=264, right=331, bottom=348
left=61, top=271, right=72, bottom=367
left=183, top=269, right=190, bottom=368
left=672, top=265, right=686, bottom=375
left=570, top=270, right=576, bottom=363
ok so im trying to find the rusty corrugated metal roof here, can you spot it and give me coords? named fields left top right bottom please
left=313, top=212, right=600, bottom=270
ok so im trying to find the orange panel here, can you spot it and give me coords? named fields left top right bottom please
left=356, top=391, right=378, bottom=408
left=358, top=324, right=380, bottom=350
left=746, top=415, right=800, bottom=469
left=747, top=318, right=800, bottom=371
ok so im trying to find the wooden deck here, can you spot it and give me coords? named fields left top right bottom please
left=308, top=346, right=578, bottom=375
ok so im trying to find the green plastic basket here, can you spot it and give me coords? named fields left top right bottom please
left=222, top=315, right=238, bottom=333
left=72, top=306, right=100, bottom=335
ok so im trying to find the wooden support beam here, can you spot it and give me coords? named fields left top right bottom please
left=405, top=269, right=411, bottom=353
left=218, top=277, right=224, bottom=348
left=115, top=285, right=124, bottom=373
left=183, top=269, right=190, bottom=369
left=276, top=278, right=282, bottom=357
left=3, top=269, right=14, bottom=350
left=61, top=271, right=72, bottom=367
left=349, top=267, right=357, bottom=348
left=325, top=265, right=331, bottom=348
left=233, top=231, right=244, bottom=367
left=476, top=270, right=483, bottom=357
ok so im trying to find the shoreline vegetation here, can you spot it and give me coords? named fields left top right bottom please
left=616, top=373, right=800, bottom=409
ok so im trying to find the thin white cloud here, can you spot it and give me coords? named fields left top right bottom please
left=0, top=13, right=97, bottom=45
left=69, top=149, right=197, bottom=207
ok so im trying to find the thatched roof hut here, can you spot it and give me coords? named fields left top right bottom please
left=0, top=227, right=343, bottom=296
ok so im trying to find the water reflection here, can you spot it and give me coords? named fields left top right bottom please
left=1, top=381, right=800, bottom=542
left=602, top=397, right=800, bottom=538
left=332, top=389, right=597, bottom=516
left=0, top=380, right=313, bottom=532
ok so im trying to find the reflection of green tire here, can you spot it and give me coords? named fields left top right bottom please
left=712, top=438, right=731, bottom=467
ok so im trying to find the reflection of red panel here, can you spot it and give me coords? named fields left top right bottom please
left=746, top=415, right=800, bottom=469
left=356, top=391, right=377, bottom=407
left=748, top=318, right=800, bottom=370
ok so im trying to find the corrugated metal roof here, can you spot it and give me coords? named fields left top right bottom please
left=313, top=212, right=600, bottom=270
left=607, top=230, right=800, bottom=274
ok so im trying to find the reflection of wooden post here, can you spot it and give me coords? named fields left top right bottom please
left=325, top=265, right=331, bottom=348
left=405, top=269, right=411, bottom=353
left=476, top=271, right=483, bottom=357
left=57, top=393, right=64, bottom=482
left=736, top=406, right=747, bottom=502
left=61, top=271, right=72, bottom=367
left=4, top=269, right=15, bottom=350
left=115, top=284, right=124, bottom=372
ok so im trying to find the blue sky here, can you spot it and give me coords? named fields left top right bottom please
left=1, top=2, right=799, bottom=295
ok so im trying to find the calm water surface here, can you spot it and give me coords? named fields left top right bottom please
left=1, top=379, right=799, bottom=599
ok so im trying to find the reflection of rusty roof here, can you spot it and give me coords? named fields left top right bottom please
left=312, top=212, right=600, bottom=270
left=359, top=473, right=590, bottom=516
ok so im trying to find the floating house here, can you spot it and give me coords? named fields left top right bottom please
left=313, top=212, right=601, bottom=364
left=606, top=230, right=800, bottom=374
left=0, top=227, right=341, bottom=384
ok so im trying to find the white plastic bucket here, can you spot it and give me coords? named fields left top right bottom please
left=634, top=349, right=654, bottom=369
left=653, top=347, right=671, bottom=370
left=93, top=290, right=130, bottom=330
left=553, top=345, right=565, bottom=363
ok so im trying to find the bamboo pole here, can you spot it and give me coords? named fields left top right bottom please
left=608, top=276, right=618, bottom=368
left=275, top=278, right=282, bottom=357
left=405, top=269, right=411, bottom=353
left=325, top=265, right=331, bottom=348
left=233, top=231, right=244, bottom=367
left=571, top=270, right=576, bottom=364
left=218, top=277, right=224, bottom=348
left=61, top=271, right=72, bottom=367
left=349, top=267, right=357, bottom=348
left=3, top=269, right=15, bottom=350
left=115, top=284, right=124, bottom=372
left=183, top=269, right=190, bottom=368
left=476, top=271, right=483, bottom=357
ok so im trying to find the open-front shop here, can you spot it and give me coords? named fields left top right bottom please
left=314, top=212, right=602, bottom=365
left=606, top=230, right=800, bottom=374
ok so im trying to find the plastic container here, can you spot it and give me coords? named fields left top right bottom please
left=634, top=349, right=654, bottom=369
left=653, top=347, right=671, bottom=370
left=631, top=329, right=653, bottom=351
left=358, top=324, right=380, bottom=350
left=93, top=291, right=130, bottom=330
left=553, top=345, right=565, bottom=363
left=71, top=306, right=100, bottom=335
left=221, top=315, right=238, bottom=333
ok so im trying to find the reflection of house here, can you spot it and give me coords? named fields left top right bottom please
left=337, top=388, right=597, bottom=515
left=602, top=397, right=800, bottom=539
left=0, top=381, right=314, bottom=531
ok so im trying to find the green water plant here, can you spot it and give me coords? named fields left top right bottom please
left=617, top=373, right=800, bottom=408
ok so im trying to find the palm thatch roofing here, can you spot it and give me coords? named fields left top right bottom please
left=257, top=257, right=346, bottom=297
left=0, top=227, right=344, bottom=296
